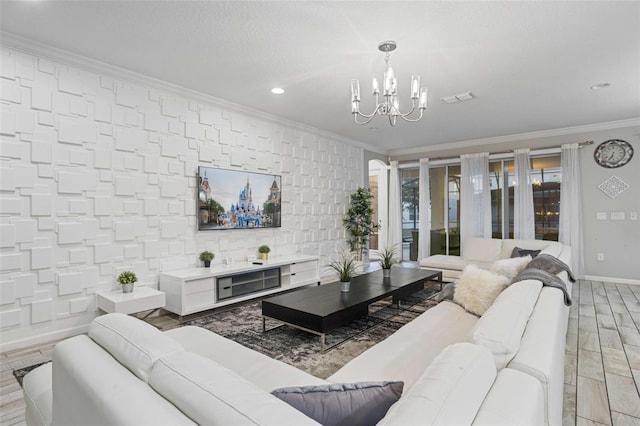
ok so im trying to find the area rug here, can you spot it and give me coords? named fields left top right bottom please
left=13, top=361, right=49, bottom=386
left=181, top=281, right=441, bottom=379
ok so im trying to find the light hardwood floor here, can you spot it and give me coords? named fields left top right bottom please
left=1, top=280, right=639, bottom=426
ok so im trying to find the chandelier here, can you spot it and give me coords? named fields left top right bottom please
left=350, top=40, right=428, bottom=126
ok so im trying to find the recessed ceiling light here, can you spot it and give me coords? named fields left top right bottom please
left=369, top=127, right=378, bottom=131
left=590, top=83, right=611, bottom=90
left=441, top=92, right=474, bottom=103
left=271, top=87, right=285, bottom=95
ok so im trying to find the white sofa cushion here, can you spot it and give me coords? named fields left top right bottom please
left=88, top=313, right=183, bottom=382
left=378, top=343, right=496, bottom=426
left=489, top=255, right=532, bottom=280
left=454, top=265, right=509, bottom=316
left=149, top=351, right=320, bottom=426
left=327, top=301, right=478, bottom=389
left=473, top=368, right=545, bottom=425
left=418, top=254, right=466, bottom=271
left=463, top=238, right=503, bottom=263
left=165, top=325, right=327, bottom=391
left=469, top=279, right=542, bottom=370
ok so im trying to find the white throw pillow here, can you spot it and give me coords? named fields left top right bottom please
left=454, top=265, right=509, bottom=316
left=490, top=255, right=532, bottom=280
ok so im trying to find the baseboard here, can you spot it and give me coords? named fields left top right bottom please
left=583, top=275, right=640, bottom=286
left=0, top=323, right=91, bottom=354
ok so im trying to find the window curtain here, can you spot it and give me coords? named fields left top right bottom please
left=560, top=144, right=584, bottom=278
left=388, top=160, right=403, bottom=250
left=460, top=153, right=491, bottom=245
left=514, top=148, right=535, bottom=240
left=418, top=158, right=431, bottom=259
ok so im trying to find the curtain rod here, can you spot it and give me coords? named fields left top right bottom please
left=393, top=140, right=594, bottom=169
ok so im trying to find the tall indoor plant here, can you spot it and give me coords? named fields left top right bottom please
left=343, top=187, right=378, bottom=261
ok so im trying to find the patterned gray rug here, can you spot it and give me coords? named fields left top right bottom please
left=181, top=282, right=440, bottom=379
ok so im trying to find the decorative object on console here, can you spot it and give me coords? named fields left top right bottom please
left=197, top=166, right=281, bottom=231
left=199, top=251, right=214, bottom=267
left=598, top=175, right=630, bottom=199
left=377, top=244, right=399, bottom=278
left=258, top=245, right=271, bottom=261
left=350, top=40, right=428, bottom=126
left=593, top=139, right=633, bottom=168
left=327, top=250, right=358, bottom=292
left=344, top=187, right=378, bottom=261
left=116, top=270, right=137, bottom=293
left=271, top=381, right=404, bottom=426
left=453, top=265, right=509, bottom=316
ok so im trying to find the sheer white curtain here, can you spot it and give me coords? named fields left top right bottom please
left=388, top=160, right=403, bottom=250
left=460, top=153, right=491, bottom=244
left=560, top=144, right=585, bottom=278
left=418, top=158, right=430, bottom=259
left=514, top=148, right=535, bottom=240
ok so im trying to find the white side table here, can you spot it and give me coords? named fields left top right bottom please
left=97, top=286, right=166, bottom=315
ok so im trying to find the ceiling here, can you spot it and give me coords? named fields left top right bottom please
left=1, top=1, right=639, bottom=155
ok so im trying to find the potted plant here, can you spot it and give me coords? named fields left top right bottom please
left=327, top=250, right=358, bottom=292
left=199, top=250, right=214, bottom=267
left=258, top=245, right=271, bottom=261
left=343, top=187, right=378, bottom=262
left=377, top=244, right=399, bottom=278
left=117, top=271, right=137, bottom=293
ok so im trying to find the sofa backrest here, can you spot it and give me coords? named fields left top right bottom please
left=88, top=312, right=184, bottom=382
left=52, top=335, right=196, bottom=426
left=501, top=239, right=563, bottom=259
left=462, top=238, right=503, bottom=263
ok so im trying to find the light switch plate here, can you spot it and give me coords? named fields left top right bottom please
left=630, top=212, right=638, bottom=220
left=597, top=212, right=607, bottom=220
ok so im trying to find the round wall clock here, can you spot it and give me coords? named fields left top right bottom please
left=593, top=139, right=633, bottom=168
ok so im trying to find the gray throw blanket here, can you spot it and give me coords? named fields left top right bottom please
left=526, top=254, right=576, bottom=283
left=512, top=268, right=572, bottom=306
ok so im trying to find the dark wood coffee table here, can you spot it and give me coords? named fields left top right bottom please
left=261, top=267, right=442, bottom=350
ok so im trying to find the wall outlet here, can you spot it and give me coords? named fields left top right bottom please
left=597, top=253, right=604, bottom=261
left=631, top=212, right=638, bottom=220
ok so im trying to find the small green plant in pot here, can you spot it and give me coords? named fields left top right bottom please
left=258, top=245, right=271, bottom=261
left=199, top=251, right=214, bottom=267
left=377, top=244, right=399, bottom=278
left=327, top=250, right=358, bottom=292
left=117, top=271, right=137, bottom=293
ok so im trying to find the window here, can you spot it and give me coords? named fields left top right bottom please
left=401, top=169, right=419, bottom=260
left=490, top=155, right=561, bottom=241
left=429, top=165, right=461, bottom=256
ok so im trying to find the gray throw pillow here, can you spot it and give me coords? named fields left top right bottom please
left=511, top=246, right=541, bottom=258
left=271, top=381, right=403, bottom=426
left=435, top=282, right=456, bottom=303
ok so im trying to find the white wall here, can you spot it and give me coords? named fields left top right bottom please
left=0, top=45, right=363, bottom=352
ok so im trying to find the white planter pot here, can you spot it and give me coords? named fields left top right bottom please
left=340, top=281, right=351, bottom=292
left=382, top=268, right=391, bottom=278
left=122, top=283, right=134, bottom=293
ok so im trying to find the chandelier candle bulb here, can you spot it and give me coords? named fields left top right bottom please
left=411, top=76, right=420, bottom=99
left=372, top=78, right=379, bottom=95
left=419, top=88, right=428, bottom=109
left=351, top=100, right=359, bottom=113
left=392, top=96, right=399, bottom=116
left=350, top=79, right=360, bottom=102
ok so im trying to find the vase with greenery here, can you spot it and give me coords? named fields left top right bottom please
left=377, top=244, right=399, bottom=278
left=327, top=250, right=358, bottom=292
left=343, top=187, right=378, bottom=261
left=199, top=251, right=214, bottom=267
left=117, top=271, right=137, bottom=293
left=258, top=245, right=271, bottom=261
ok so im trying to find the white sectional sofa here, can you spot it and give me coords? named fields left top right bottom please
left=23, top=242, right=572, bottom=426
left=419, top=237, right=564, bottom=281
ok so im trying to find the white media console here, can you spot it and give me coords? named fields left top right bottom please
left=159, top=254, right=320, bottom=316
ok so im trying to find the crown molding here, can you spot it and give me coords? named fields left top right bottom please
left=1, top=31, right=384, bottom=155
left=388, top=118, right=640, bottom=158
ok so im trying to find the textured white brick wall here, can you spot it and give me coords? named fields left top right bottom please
left=0, top=45, right=363, bottom=351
